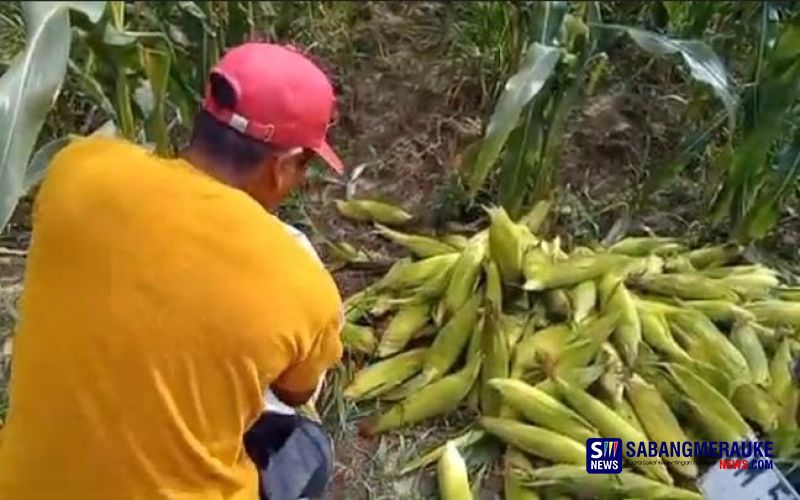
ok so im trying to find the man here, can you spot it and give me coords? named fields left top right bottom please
left=0, top=43, right=344, bottom=499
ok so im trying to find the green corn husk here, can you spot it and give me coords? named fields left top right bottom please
left=343, top=348, right=427, bottom=401
left=730, top=321, right=771, bottom=386
left=480, top=306, right=510, bottom=416
left=555, top=378, right=673, bottom=484
left=374, top=223, right=457, bottom=257
left=490, top=378, right=596, bottom=442
left=638, top=308, right=691, bottom=362
left=680, top=300, right=755, bottom=324
left=523, top=253, right=627, bottom=291
left=534, top=363, right=606, bottom=396
left=569, top=280, right=596, bottom=324
left=663, top=255, right=696, bottom=273
left=699, top=265, right=765, bottom=278
left=731, top=383, right=779, bottom=431
left=599, top=273, right=641, bottom=366
left=557, top=314, right=619, bottom=373
left=667, top=363, right=752, bottom=441
left=479, top=417, right=586, bottom=465
left=683, top=243, right=742, bottom=269
left=597, top=343, right=625, bottom=407
left=443, top=234, right=487, bottom=317
left=484, top=260, right=503, bottom=315
left=437, top=441, right=472, bottom=500
left=519, top=199, right=552, bottom=234
left=630, top=273, right=740, bottom=301
left=627, top=375, right=698, bottom=478
left=441, top=234, right=469, bottom=250
left=504, top=449, right=541, bottom=500
left=487, top=206, right=529, bottom=283
left=342, top=322, right=378, bottom=355
left=503, top=313, right=527, bottom=349
left=364, top=355, right=481, bottom=435
left=517, top=465, right=701, bottom=500
left=377, top=254, right=459, bottom=292
left=746, top=300, right=800, bottom=327
left=400, top=428, right=486, bottom=475
left=376, top=303, right=431, bottom=358
left=608, top=236, right=685, bottom=256
left=335, top=199, right=413, bottom=225
left=344, top=287, right=378, bottom=322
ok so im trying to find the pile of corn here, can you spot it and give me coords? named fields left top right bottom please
left=336, top=199, right=800, bottom=499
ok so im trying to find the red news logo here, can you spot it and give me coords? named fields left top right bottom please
left=720, top=459, right=748, bottom=470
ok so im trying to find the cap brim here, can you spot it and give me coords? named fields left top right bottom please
left=311, top=141, right=344, bottom=174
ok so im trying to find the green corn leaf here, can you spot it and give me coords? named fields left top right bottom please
left=0, top=1, right=106, bottom=229
left=24, top=135, right=72, bottom=191
left=142, top=47, right=172, bottom=156
left=466, top=43, right=561, bottom=195
left=596, top=24, right=737, bottom=132
left=527, top=1, right=568, bottom=46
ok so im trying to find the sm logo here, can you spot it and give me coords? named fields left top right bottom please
left=586, top=438, right=623, bottom=474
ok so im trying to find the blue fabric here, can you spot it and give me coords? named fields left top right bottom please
left=245, top=412, right=333, bottom=500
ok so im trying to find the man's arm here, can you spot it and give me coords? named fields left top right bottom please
left=270, top=315, right=343, bottom=408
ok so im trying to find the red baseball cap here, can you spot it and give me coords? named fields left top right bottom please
left=203, top=43, right=344, bottom=174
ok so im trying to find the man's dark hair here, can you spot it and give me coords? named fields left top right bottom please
left=188, top=73, right=273, bottom=171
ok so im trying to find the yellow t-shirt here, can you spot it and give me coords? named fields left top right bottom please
left=0, top=137, right=343, bottom=499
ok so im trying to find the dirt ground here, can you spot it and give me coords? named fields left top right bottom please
left=0, top=3, right=797, bottom=500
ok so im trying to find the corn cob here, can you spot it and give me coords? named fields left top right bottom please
left=627, top=374, right=698, bottom=478
left=484, top=260, right=503, bottom=315
left=342, top=322, right=377, bottom=355
left=730, top=321, right=771, bottom=386
left=489, top=378, right=596, bottom=442
left=555, top=378, right=673, bottom=484
left=343, top=348, right=427, bottom=401
left=534, top=363, right=605, bottom=396
left=720, top=270, right=780, bottom=301
left=667, top=363, right=752, bottom=440
left=731, top=383, right=779, bottom=431
left=599, top=273, right=641, bottom=366
left=480, top=307, right=510, bottom=416
left=479, top=417, right=586, bottom=465
left=683, top=243, right=742, bottom=269
left=630, top=273, right=739, bottom=301
left=638, top=308, right=691, bottom=362
left=441, top=234, right=469, bottom=250
left=557, top=314, right=619, bottom=373
left=699, top=264, right=765, bottom=278
left=400, top=428, right=486, bottom=475
left=769, top=339, right=799, bottom=430
left=424, top=293, right=482, bottom=379
left=376, top=303, right=431, bottom=358
left=377, top=254, right=459, bottom=292
left=680, top=299, right=755, bottom=323
left=608, top=236, right=684, bottom=256
left=511, top=324, right=572, bottom=378
left=364, top=354, right=481, bottom=435
left=597, top=343, right=625, bottom=406
left=437, top=441, right=472, bottom=500
left=668, top=310, right=751, bottom=384
left=487, top=206, right=528, bottom=283
left=568, top=280, right=596, bottom=324
left=504, top=449, right=540, bottom=500
left=327, top=239, right=370, bottom=263
left=517, top=465, right=702, bottom=500
left=774, top=286, right=800, bottom=302
left=374, top=223, right=457, bottom=257
left=519, top=199, right=552, bottom=234
left=746, top=300, right=800, bottom=327
left=443, top=234, right=487, bottom=317
left=344, top=287, right=378, bottom=322
left=335, top=199, right=413, bottom=225
left=524, top=253, right=626, bottom=291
